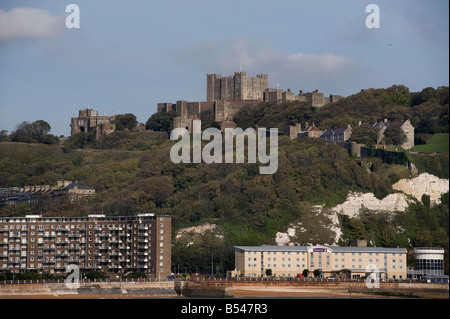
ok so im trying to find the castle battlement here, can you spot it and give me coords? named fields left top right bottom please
left=159, top=71, right=344, bottom=130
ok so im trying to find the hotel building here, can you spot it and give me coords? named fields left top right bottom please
left=0, top=214, right=171, bottom=278
left=234, top=245, right=407, bottom=280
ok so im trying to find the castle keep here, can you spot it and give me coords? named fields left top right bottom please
left=206, top=72, right=269, bottom=101
left=71, top=108, right=116, bottom=140
left=157, top=71, right=344, bottom=132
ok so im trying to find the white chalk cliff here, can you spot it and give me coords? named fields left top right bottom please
left=276, top=173, right=449, bottom=245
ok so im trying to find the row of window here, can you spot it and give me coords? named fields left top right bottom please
left=247, top=263, right=404, bottom=270
left=247, top=251, right=400, bottom=256
left=247, top=257, right=403, bottom=263
left=2, top=261, right=165, bottom=269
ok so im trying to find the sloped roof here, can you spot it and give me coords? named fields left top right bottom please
left=321, top=127, right=349, bottom=136
left=62, top=183, right=94, bottom=190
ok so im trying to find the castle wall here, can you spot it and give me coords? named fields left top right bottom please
left=330, top=94, right=343, bottom=103
left=214, top=100, right=261, bottom=122
left=305, top=91, right=325, bottom=107
left=185, top=101, right=214, bottom=118
left=157, top=102, right=176, bottom=113
left=160, top=72, right=346, bottom=132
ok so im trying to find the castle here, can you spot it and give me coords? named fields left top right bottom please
left=70, top=108, right=116, bottom=140
left=157, top=71, right=344, bottom=132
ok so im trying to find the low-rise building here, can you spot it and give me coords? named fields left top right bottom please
left=0, top=181, right=95, bottom=206
left=407, top=247, right=448, bottom=282
left=372, top=119, right=415, bottom=149
left=0, top=214, right=171, bottom=279
left=284, top=122, right=322, bottom=139
left=234, top=245, right=407, bottom=280
left=320, top=125, right=352, bottom=143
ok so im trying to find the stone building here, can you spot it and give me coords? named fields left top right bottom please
left=320, top=125, right=352, bottom=143
left=265, top=88, right=343, bottom=106
left=372, top=119, right=415, bottom=149
left=285, top=122, right=323, bottom=139
left=71, top=108, right=116, bottom=140
left=0, top=181, right=95, bottom=207
left=207, top=72, right=269, bottom=101
left=158, top=72, right=344, bottom=130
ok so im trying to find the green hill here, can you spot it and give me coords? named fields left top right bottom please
left=0, top=84, right=448, bottom=274
left=411, top=133, right=449, bottom=154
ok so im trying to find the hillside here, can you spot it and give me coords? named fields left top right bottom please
left=0, top=84, right=449, bottom=274
left=411, top=133, right=449, bottom=154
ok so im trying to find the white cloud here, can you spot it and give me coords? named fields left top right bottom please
left=0, top=7, right=63, bottom=43
left=174, top=37, right=362, bottom=94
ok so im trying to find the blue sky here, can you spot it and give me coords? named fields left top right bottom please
left=0, top=0, right=448, bottom=137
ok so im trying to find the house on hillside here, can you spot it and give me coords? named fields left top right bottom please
left=320, top=125, right=352, bottom=143
left=299, top=122, right=323, bottom=138
left=0, top=181, right=95, bottom=206
left=372, top=119, right=415, bottom=149
left=284, top=122, right=323, bottom=139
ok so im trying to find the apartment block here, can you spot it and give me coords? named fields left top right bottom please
left=234, top=245, right=407, bottom=280
left=0, top=214, right=171, bottom=279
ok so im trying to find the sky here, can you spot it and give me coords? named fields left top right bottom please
left=0, top=0, right=448, bottom=137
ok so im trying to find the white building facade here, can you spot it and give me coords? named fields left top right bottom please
left=234, top=245, right=407, bottom=280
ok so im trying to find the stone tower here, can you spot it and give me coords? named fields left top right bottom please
left=206, top=72, right=269, bottom=102
left=70, top=108, right=116, bottom=140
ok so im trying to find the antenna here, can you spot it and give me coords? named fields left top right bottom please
left=240, top=62, right=242, bottom=72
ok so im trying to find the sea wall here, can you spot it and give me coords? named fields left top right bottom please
left=0, top=281, right=177, bottom=297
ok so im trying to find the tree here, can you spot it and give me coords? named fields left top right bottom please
left=114, top=113, right=137, bottom=131
left=265, top=269, right=272, bottom=277
left=9, top=120, right=58, bottom=144
left=350, top=123, right=378, bottom=146
left=383, top=122, right=407, bottom=145
left=31, top=120, right=51, bottom=141
left=199, top=109, right=220, bottom=130
left=146, top=111, right=175, bottom=131
left=302, top=269, right=309, bottom=278
left=421, top=194, right=431, bottom=208
left=0, top=130, right=8, bottom=142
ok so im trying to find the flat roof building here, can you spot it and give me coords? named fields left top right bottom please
left=234, top=245, right=407, bottom=280
left=407, top=247, right=447, bottom=282
left=0, top=214, right=171, bottom=279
